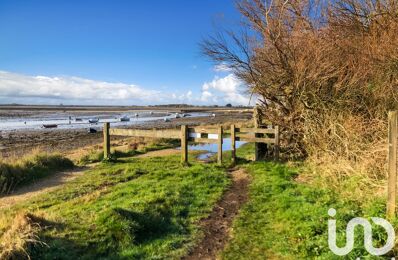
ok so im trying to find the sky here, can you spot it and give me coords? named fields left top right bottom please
left=0, top=0, right=253, bottom=106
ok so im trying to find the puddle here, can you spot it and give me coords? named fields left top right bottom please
left=186, top=138, right=246, bottom=161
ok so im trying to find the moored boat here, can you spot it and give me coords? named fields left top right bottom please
left=120, top=116, right=130, bottom=122
left=42, top=124, right=58, bottom=128
left=88, top=118, right=99, bottom=124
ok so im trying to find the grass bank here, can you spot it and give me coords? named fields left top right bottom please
left=221, top=144, right=394, bottom=259
left=0, top=151, right=230, bottom=259
left=0, top=153, right=74, bottom=195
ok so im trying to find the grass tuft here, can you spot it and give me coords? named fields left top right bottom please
left=0, top=212, right=44, bottom=260
left=0, top=153, right=74, bottom=194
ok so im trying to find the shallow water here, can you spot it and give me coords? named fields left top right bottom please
left=0, top=112, right=208, bottom=131
left=187, top=138, right=246, bottom=160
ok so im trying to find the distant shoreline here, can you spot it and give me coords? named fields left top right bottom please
left=0, top=104, right=253, bottom=113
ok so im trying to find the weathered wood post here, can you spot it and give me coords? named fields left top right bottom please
left=274, top=125, right=280, bottom=160
left=103, top=122, right=110, bottom=159
left=254, top=106, right=267, bottom=161
left=231, top=124, right=236, bottom=166
left=218, top=126, right=223, bottom=165
left=387, top=111, right=398, bottom=219
left=181, top=125, right=188, bottom=164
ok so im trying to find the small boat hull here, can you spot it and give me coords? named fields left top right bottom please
left=42, top=124, right=58, bottom=128
left=89, top=119, right=99, bottom=124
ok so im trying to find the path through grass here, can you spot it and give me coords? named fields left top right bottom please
left=0, top=153, right=230, bottom=259
left=222, top=145, right=394, bottom=259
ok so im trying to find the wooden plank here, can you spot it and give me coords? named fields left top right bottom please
left=188, top=137, right=218, bottom=144
left=236, top=136, right=276, bottom=144
left=181, top=125, right=188, bottom=164
left=217, top=126, right=223, bottom=165
left=103, top=122, right=110, bottom=159
left=237, top=128, right=276, bottom=134
left=387, top=111, right=398, bottom=219
left=274, top=125, right=280, bottom=160
left=109, top=128, right=180, bottom=139
left=231, top=124, right=236, bottom=166
left=188, top=127, right=219, bottom=134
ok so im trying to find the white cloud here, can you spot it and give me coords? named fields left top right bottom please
left=0, top=70, right=254, bottom=106
left=0, top=71, right=161, bottom=105
left=200, top=90, right=213, bottom=102
left=214, top=63, right=232, bottom=72
left=201, top=74, right=250, bottom=105
left=174, top=90, right=194, bottom=102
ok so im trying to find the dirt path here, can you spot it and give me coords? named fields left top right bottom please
left=184, top=168, right=250, bottom=260
left=0, top=166, right=90, bottom=209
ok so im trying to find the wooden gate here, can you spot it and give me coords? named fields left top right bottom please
left=103, top=123, right=280, bottom=165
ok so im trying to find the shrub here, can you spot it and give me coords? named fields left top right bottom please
left=202, top=0, right=398, bottom=185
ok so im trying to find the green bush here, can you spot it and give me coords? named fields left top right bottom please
left=0, top=153, right=74, bottom=194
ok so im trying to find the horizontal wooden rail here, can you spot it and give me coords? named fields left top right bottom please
left=188, top=137, right=218, bottom=144
left=237, top=128, right=276, bottom=134
left=109, top=128, right=180, bottom=139
left=188, top=127, right=219, bottom=134
left=236, top=136, right=276, bottom=143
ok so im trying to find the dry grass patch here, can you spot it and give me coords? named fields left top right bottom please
left=0, top=212, right=44, bottom=260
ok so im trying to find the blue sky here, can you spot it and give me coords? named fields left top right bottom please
left=0, top=0, right=252, bottom=106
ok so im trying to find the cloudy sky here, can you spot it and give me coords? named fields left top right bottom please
left=0, top=0, right=252, bottom=106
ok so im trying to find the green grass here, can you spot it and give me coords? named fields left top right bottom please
left=221, top=145, right=394, bottom=259
left=0, top=152, right=230, bottom=259
left=0, top=153, right=74, bottom=194
left=1, top=142, right=394, bottom=259
left=77, top=139, right=180, bottom=165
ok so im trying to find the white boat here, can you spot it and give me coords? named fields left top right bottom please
left=88, top=118, right=99, bottom=124
left=175, top=113, right=181, bottom=118
left=164, top=118, right=171, bottom=122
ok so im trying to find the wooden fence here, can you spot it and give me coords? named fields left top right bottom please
left=103, top=123, right=279, bottom=165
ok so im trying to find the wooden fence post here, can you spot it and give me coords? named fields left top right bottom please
left=218, top=126, right=223, bottom=165
left=103, top=122, right=110, bottom=159
left=274, top=125, right=280, bottom=160
left=387, top=111, right=398, bottom=219
left=254, top=106, right=267, bottom=161
left=231, top=124, right=236, bottom=166
left=181, top=125, right=188, bottom=164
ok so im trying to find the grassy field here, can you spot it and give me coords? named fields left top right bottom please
left=1, top=142, right=395, bottom=259
left=221, top=144, right=394, bottom=259
left=0, top=150, right=230, bottom=259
